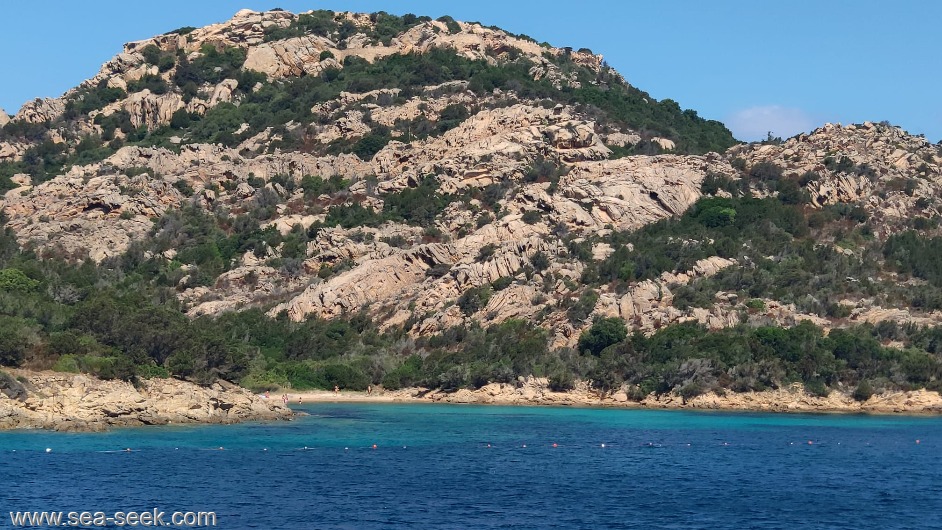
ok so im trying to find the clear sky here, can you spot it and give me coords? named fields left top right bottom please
left=1, top=0, right=940, bottom=142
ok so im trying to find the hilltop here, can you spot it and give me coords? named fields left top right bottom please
left=0, top=8, right=941, bottom=406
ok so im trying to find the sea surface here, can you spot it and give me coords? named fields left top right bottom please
left=1, top=403, right=941, bottom=529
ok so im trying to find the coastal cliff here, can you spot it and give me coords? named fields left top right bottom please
left=0, top=369, right=290, bottom=431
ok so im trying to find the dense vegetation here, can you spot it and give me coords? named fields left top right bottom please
left=1, top=173, right=942, bottom=401
left=178, top=46, right=732, bottom=154
left=573, top=167, right=931, bottom=319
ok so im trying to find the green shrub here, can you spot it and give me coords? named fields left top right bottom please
left=352, top=132, right=391, bottom=160
left=746, top=299, right=766, bottom=311
left=679, top=382, right=706, bottom=401
left=263, top=10, right=339, bottom=41
left=457, top=285, right=492, bottom=316
left=381, top=355, right=423, bottom=390
left=436, top=15, right=462, bottom=34
left=0, top=268, right=40, bottom=292
left=804, top=379, right=829, bottom=398
left=318, top=363, right=371, bottom=390
left=382, top=176, right=451, bottom=227
left=522, top=210, right=542, bottom=224
left=853, top=380, right=874, bottom=402
left=548, top=370, right=575, bottom=391
left=64, top=81, right=127, bottom=118
left=530, top=251, right=550, bottom=272
left=52, top=354, right=81, bottom=373
left=491, top=276, right=513, bottom=291
left=567, top=289, right=599, bottom=325
left=577, top=317, right=627, bottom=356
left=748, top=161, right=783, bottom=182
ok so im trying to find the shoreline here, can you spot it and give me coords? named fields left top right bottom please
left=4, top=367, right=940, bottom=434
left=276, top=380, right=942, bottom=416
left=0, top=369, right=292, bottom=432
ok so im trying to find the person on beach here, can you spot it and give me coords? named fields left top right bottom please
left=367, top=385, right=372, bottom=396
left=334, top=385, right=340, bottom=393
left=265, top=390, right=270, bottom=399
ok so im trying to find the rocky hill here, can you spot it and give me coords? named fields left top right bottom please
left=1, top=8, right=941, bottom=403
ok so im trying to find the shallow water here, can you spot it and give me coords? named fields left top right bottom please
left=2, top=404, right=940, bottom=528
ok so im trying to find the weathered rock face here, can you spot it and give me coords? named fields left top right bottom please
left=239, top=12, right=601, bottom=83
left=0, top=369, right=291, bottom=431
left=0, top=108, right=10, bottom=127
left=0, top=141, right=27, bottom=162
left=553, top=154, right=733, bottom=231
left=3, top=167, right=181, bottom=261
left=14, top=97, right=66, bottom=124
left=123, top=89, right=185, bottom=130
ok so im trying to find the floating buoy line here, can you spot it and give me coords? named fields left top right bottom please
left=19, top=438, right=928, bottom=454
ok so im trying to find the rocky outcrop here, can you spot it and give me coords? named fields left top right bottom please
left=0, top=369, right=291, bottom=431
left=14, top=97, right=66, bottom=124
left=273, top=242, right=458, bottom=320
left=244, top=34, right=338, bottom=78
left=647, top=384, right=942, bottom=414
left=362, top=378, right=942, bottom=414
left=553, top=154, right=735, bottom=231
left=239, top=11, right=601, bottom=84
left=2, top=169, right=181, bottom=262
left=730, top=121, right=942, bottom=234
left=0, top=108, right=9, bottom=127
left=0, top=141, right=27, bottom=162
left=123, top=89, right=185, bottom=130
left=586, top=256, right=738, bottom=339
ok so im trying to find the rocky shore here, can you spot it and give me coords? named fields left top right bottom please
left=0, top=369, right=292, bottom=432
left=2, top=367, right=938, bottom=434
left=296, top=377, right=942, bottom=415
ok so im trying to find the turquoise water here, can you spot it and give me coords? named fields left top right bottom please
left=2, top=404, right=941, bottom=528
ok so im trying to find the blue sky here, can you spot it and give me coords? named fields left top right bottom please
left=1, top=0, right=939, bottom=142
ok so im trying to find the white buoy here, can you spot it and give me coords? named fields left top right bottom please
left=45, top=448, right=51, bottom=453
left=600, top=444, right=605, bottom=448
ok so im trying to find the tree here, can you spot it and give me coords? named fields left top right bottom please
left=0, top=316, right=34, bottom=366
left=578, top=317, right=628, bottom=356
left=457, top=286, right=492, bottom=316
left=853, top=380, right=874, bottom=402
left=0, top=268, right=40, bottom=292
left=530, top=251, right=550, bottom=272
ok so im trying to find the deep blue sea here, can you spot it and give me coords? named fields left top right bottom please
left=2, top=403, right=941, bottom=529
